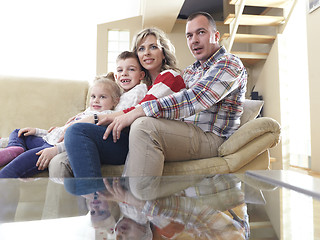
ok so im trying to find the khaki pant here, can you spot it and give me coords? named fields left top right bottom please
left=125, top=117, right=224, bottom=176
left=48, top=152, right=74, bottom=178
left=124, top=117, right=225, bottom=199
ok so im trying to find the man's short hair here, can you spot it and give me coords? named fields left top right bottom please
left=187, top=12, right=217, bottom=31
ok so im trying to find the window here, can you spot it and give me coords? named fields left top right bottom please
left=107, top=30, right=130, bottom=73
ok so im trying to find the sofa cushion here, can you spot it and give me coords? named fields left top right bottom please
left=0, top=75, right=89, bottom=137
left=240, top=99, right=264, bottom=126
left=219, top=117, right=281, bottom=157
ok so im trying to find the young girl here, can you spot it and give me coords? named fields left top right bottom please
left=0, top=75, right=120, bottom=177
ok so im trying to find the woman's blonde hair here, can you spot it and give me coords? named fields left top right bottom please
left=131, top=27, right=180, bottom=86
left=90, top=72, right=121, bottom=109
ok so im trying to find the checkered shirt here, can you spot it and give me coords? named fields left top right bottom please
left=141, top=46, right=247, bottom=138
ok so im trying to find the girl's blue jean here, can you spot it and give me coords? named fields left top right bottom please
left=0, top=129, right=52, bottom=178
left=64, top=123, right=129, bottom=179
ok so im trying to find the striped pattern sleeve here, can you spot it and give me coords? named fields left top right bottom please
left=35, top=128, right=49, bottom=137
left=142, top=55, right=245, bottom=120
left=55, top=142, right=65, bottom=154
left=123, top=70, right=185, bottom=113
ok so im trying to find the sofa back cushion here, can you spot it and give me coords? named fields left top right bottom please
left=0, top=75, right=89, bottom=137
left=240, top=99, right=264, bottom=126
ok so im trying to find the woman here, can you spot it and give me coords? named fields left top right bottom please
left=64, top=28, right=185, bottom=178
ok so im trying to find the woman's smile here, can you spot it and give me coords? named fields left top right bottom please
left=137, top=34, right=165, bottom=80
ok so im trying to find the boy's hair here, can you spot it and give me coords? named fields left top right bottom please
left=116, top=51, right=140, bottom=66
left=91, top=72, right=121, bottom=108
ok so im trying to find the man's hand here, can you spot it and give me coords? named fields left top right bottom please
left=36, top=146, right=58, bottom=170
left=100, top=178, right=145, bottom=209
left=96, top=111, right=124, bottom=126
left=18, top=128, right=36, bottom=137
left=103, top=107, right=145, bottom=142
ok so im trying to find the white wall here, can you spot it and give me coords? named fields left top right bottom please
left=307, top=6, right=320, bottom=172
left=0, top=0, right=140, bottom=81
left=253, top=38, right=283, bottom=169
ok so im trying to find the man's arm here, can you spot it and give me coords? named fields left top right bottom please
left=141, top=56, right=246, bottom=120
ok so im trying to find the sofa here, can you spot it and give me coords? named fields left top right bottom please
left=0, top=75, right=281, bottom=177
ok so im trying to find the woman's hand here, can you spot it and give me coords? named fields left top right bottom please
left=18, top=128, right=36, bottom=137
left=103, top=107, right=146, bottom=142
left=36, top=146, right=58, bottom=170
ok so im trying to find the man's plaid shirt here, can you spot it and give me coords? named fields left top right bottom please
left=141, top=46, right=247, bottom=138
left=141, top=175, right=250, bottom=239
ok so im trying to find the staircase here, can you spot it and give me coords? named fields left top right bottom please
left=221, top=0, right=294, bottom=66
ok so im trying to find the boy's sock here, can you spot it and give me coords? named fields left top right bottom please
left=0, top=146, right=24, bottom=167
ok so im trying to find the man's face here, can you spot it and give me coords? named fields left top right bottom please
left=186, top=15, right=220, bottom=63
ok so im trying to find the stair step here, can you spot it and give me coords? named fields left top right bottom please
left=229, top=0, right=290, bottom=8
left=232, top=51, right=268, bottom=59
left=232, top=51, right=268, bottom=65
left=249, top=221, right=277, bottom=239
left=221, top=33, right=276, bottom=44
left=224, top=14, right=285, bottom=26
left=250, top=221, right=273, bottom=229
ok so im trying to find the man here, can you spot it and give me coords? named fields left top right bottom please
left=108, top=12, right=247, bottom=179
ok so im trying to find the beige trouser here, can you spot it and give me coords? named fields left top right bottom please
left=48, top=152, right=74, bottom=178
left=124, top=117, right=225, bottom=200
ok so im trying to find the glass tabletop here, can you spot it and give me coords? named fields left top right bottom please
left=0, top=171, right=319, bottom=240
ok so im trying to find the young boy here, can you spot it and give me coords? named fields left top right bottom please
left=113, top=51, right=147, bottom=111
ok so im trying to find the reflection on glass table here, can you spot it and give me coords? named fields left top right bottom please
left=0, top=172, right=319, bottom=240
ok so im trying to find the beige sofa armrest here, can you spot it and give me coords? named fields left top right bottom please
left=218, top=117, right=281, bottom=156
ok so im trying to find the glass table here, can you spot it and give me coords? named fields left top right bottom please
left=0, top=170, right=319, bottom=240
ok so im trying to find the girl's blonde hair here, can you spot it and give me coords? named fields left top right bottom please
left=131, top=27, right=180, bottom=86
left=91, top=72, right=121, bottom=109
